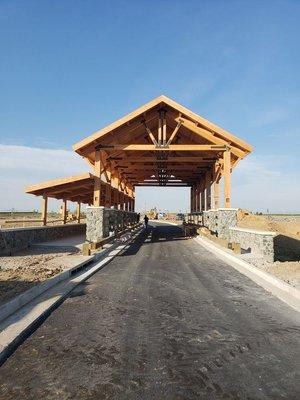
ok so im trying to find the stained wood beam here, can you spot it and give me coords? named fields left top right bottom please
left=167, top=120, right=182, bottom=146
left=112, top=156, right=217, bottom=163
left=142, top=120, right=158, bottom=146
left=175, top=117, right=245, bottom=159
left=99, top=144, right=227, bottom=151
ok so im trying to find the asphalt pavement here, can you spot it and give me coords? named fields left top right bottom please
left=0, top=222, right=299, bottom=399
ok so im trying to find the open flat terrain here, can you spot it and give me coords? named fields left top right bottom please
left=0, top=235, right=85, bottom=305
left=0, top=223, right=299, bottom=399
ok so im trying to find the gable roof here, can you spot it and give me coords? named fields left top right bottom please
left=73, top=95, right=253, bottom=158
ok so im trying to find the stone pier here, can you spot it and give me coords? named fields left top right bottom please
left=86, top=206, right=138, bottom=244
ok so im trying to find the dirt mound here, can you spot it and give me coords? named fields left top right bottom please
left=237, top=213, right=300, bottom=239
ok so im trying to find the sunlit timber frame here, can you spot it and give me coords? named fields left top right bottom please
left=25, top=95, right=252, bottom=218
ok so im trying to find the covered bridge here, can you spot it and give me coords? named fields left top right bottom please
left=26, top=95, right=252, bottom=224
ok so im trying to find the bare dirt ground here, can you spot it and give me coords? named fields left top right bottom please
left=0, top=246, right=81, bottom=305
left=237, top=212, right=300, bottom=289
left=237, top=212, right=300, bottom=237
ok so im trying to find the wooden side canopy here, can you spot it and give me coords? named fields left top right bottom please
left=26, top=95, right=252, bottom=221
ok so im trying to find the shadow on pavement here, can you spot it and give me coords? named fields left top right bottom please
left=120, top=224, right=189, bottom=257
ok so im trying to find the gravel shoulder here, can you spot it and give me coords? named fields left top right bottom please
left=0, top=245, right=82, bottom=305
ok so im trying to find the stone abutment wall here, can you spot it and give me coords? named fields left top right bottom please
left=187, top=208, right=276, bottom=262
left=0, top=223, right=86, bottom=255
left=86, top=207, right=138, bottom=243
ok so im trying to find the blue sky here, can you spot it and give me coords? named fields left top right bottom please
left=0, top=0, right=299, bottom=212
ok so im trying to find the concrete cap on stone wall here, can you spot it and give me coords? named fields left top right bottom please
left=229, top=227, right=277, bottom=236
left=217, top=208, right=239, bottom=211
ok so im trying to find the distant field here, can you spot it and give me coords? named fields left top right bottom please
left=0, top=211, right=85, bottom=229
left=262, top=213, right=300, bottom=217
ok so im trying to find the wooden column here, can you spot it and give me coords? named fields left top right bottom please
left=94, top=150, right=102, bottom=206
left=190, top=187, right=193, bottom=213
left=76, top=202, right=81, bottom=223
left=162, top=110, right=167, bottom=146
left=41, top=195, right=48, bottom=226
left=205, top=171, right=211, bottom=210
left=113, top=189, right=118, bottom=209
left=200, top=181, right=205, bottom=211
left=223, top=149, right=231, bottom=208
left=197, top=183, right=201, bottom=212
left=62, top=199, right=67, bottom=224
left=120, top=192, right=124, bottom=210
left=158, top=112, right=162, bottom=145
left=213, top=163, right=219, bottom=209
left=213, top=180, right=219, bottom=209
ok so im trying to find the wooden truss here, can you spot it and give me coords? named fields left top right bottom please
left=26, top=95, right=252, bottom=216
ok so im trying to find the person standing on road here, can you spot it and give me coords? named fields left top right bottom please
left=144, top=214, right=149, bottom=229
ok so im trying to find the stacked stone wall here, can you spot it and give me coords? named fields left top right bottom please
left=86, top=207, right=137, bottom=243
left=229, top=227, right=276, bottom=262
left=0, top=223, right=86, bottom=255
left=187, top=208, right=276, bottom=262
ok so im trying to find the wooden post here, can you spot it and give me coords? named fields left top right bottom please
left=62, top=199, right=67, bottom=224
left=223, top=149, right=231, bottom=208
left=120, top=192, right=124, bottom=210
left=197, top=183, right=201, bottom=212
left=76, top=202, right=81, bottom=223
left=158, top=113, right=162, bottom=146
left=190, top=187, right=193, bottom=213
left=94, top=150, right=102, bottom=206
left=213, top=180, right=219, bottom=209
left=205, top=171, right=211, bottom=210
left=200, top=180, right=205, bottom=211
left=41, top=195, right=48, bottom=226
left=162, top=111, right=167, bottom=146
left=213, top=163, right=219, bottom=209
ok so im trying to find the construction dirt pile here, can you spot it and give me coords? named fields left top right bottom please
left=0, top=246, right=80, bottom=305
left=237, top=210, right=300, bottom=238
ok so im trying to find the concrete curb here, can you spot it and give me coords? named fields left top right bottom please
left=0, top=257, right=93, bottom=324
left=149, top=220, right=181, bottom=226
left=195, top=236, right=300, bottom=312
left=0, top=225, right=142, bottom=324
left=0, top=226, right=144, bottom=366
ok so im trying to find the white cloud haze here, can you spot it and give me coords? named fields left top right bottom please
left=0, top=144, right=299, bottom=213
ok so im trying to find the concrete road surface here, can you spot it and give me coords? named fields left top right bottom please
left=1, top=223, right=300, bottom=399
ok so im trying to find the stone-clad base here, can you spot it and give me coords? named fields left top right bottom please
left=86, top=207, right=137, bottom=243
left=229, top=227, right=276, bottom=263
left=0, top=223, right=86, bottom=255
left=202, top=208, right=238, bottom=239
left=188, top=208, right=276, bottom=262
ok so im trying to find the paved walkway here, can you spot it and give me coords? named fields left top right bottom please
left=0, top=223, right=300, bottom=399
